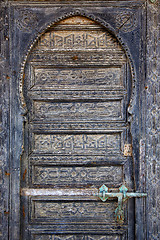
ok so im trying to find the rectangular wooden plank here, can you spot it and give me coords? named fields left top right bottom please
left=31, top=165, right=123, bottom=186
left=32, top=99, right=123, bottom=121
left=31, top=200, right=118, bottom=224
left=33, top=133, right=121, bottom=154
left=31, top=67, right=124, bottom=90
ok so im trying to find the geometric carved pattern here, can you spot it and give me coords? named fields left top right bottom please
left=33, top=201, right=117, bottom=223
left=32, top=166, right=122, bottom=186
left=33, top=100, right=123, bottom=121
left=33, top=67, right=123, bottom=88
left=38, top=32, right=108, bottom=49
left=34, top=235, right=121, bottom=240
left=146, top=3, right=160, bottom=240
left=34, top=134, right=121, bottom=154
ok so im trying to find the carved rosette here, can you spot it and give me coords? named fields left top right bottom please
left=16, top=9, right=38, bottom=32
left=116, top=11, right=138, bottom=33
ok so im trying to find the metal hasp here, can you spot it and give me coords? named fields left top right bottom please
left=98, top=184, right=147, bottom=223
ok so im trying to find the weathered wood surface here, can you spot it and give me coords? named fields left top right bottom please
left=20, top=16, right=132, bottom=239
left=0, top=0, right=159, bottom=239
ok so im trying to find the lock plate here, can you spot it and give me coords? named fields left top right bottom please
left=99, top=184, right=109, bottom=202
left=124, top=144, right=132, bottom=156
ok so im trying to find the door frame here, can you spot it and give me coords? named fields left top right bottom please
left=0, top=0, right=159, bottom=239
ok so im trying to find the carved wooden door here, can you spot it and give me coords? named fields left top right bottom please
left=20, top=15, right=136, bottom=240
left=3, top=0, right=160, bottom=239
left=4, top=1, right=148, bottom=239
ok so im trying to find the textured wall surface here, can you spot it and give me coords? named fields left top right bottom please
left=146, top=1, right=160, bottom=239
left=0, top=2, right=10, bottom=240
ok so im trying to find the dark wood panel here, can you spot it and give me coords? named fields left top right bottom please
left=30, top=67, right=124, bottom=90
left=31, top=165, right=123, bottom=186
left=32, top=99, right=124, bottom=121
left=30, top=200, right=119, bottom=224
left=33, top=133, right=122, bottom=155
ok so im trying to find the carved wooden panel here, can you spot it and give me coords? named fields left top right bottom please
left=32, top=99, right=124, bottom=121
left=31, top=67, right=124, bottom=90
left=33, top=235, right=121, bottom=240
left=33, top=133, right=121, bottom=154
left=31, top=166, right=123, bottom=186
left=31, top=200, right=118, bottom=224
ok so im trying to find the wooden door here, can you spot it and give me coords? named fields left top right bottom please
left=2, top=0, right=160, bottom=239
left=3, top=1, right=152, bottom=239
left=20, top=16, right=135, bottom=239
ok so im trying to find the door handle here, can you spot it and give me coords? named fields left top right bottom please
left=98, top=184, right=147, bottom=223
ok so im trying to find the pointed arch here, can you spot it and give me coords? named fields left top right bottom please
left=19, top=10, right=136, bottom=115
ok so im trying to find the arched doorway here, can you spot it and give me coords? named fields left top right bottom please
left=21, top=16, right=134, bottom=240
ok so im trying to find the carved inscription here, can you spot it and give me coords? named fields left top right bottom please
left=37, top=31, right=118, bottom=50
left=33, top=100, right=123, bottom=121
left=32, top=67, right=123, bottom=89
left=32, top=201, right=117, bottom=223
left=33, top=235, right=120, bottom=240
left=34, top=134, right=121, bottom=154
left=32, top=166, right=122, bottom=186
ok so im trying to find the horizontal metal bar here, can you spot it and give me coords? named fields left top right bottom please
left=99, top=192, right=147, bottom=198
left=21, top=188, right=98, bottom=196
left=21, top=188, right=147, bottom=198
left=126, top=193, right=147, bottom=198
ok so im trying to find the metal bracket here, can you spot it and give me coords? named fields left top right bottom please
left=124, top=144, right=132, bottom=156
left=98, top=184, right=147, bottom=223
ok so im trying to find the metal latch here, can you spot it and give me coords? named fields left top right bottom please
left=98, top=184, right=147, bottom=223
